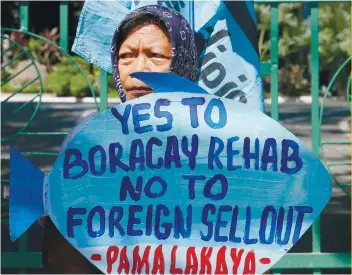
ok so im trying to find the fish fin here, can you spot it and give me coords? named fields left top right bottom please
left=131, top=72, right=208, bottom=94
left=10, top=145, right=45, bottom=241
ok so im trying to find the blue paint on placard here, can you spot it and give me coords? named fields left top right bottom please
left=10, top=73, right=332, bottom=274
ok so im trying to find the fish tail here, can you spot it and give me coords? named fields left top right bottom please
left=10, top=145, right=45, bottom=242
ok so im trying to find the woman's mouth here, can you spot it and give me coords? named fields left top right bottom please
left=126, top=87, right=153, bottom=98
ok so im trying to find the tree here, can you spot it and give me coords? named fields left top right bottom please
left=255, top=2, right=350, bottom=96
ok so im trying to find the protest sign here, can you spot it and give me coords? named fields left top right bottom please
left=10, top=73, right=332, bottom=274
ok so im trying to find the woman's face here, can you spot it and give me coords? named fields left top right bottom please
left=118, top=23, right=172, bottom=100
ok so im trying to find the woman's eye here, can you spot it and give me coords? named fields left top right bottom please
left=151, top=53, right=164, bottom=58
left=119, top=53, right=133, bottom=59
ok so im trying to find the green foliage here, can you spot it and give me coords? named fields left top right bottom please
left=318, top=3, right=350, bottom=69
left=28, top=38, right=42, bottom=62
left=256, top=2, right=350, bottom=64
left=27, top=27, right=62, bottom=72
left=56, top=56, right=82, bottom=75
left=1, top=83, right=16, bottom=93
left=3, top=30, right=108, bottom=99
left=279, top=65, right=310, bottom=96
left=22, top=82, right=42, bottom=94
left=44, top=71, right=71, bottom=96
left=43, top=56, right=117, bottom=98
left=43, top=56, right=91, bottom=97
left=1, top=81, right=42, bottom=94
left=60, top=56, right=92, bottom=74
left=255, top=2, right=350, bottom=96
left=69, top=74, right=94, bottom=98
left=107, top=75, right=119, bottom=98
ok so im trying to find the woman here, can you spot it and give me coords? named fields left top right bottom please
left=112, top=5, right=198, bottom=102
left=42, top=5, right=198, bottom=273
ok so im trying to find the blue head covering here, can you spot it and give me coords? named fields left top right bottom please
left=110, top=5, right=198, bottom=102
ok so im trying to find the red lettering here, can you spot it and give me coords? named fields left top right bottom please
left=215, top=246, right=228, bottom=274
left=259, top=258, right=271, bottom=265
left=118, top=246, right=130, bottom=274
left=184, top=247, right=198, bottom=274
left=90, top=254, right=101, bottom=261
left=152, top=245, right=165, bottom=274
left=132, top=245, right=151, bottom=274
left=199, top=247, right=213, bottom=274
left=170, top=246, right=183, bottom=274
left=230, top=248, right=244, bottom=274
left=106, top=246, right=119, bottom=274
left=243, top=251, right=256, bottom=275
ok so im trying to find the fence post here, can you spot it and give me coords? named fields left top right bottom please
left=18, top=4, right=30, bottom=273
left=100, top=70, right=109, bottom=112
left=310, top=3, right=321, bottom=275
left=19, top=2, right=29, bottom=30
left=270, top=2, right=279, bottom=121
left=59, top=1, right=69, bottom=53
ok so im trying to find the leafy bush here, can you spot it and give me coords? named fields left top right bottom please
left=28, top=39, right=42, bottom=63
left=255, top=2, right=350, bottom=96
left=3, top=31, right=111, bottom=98
left=1, top=82, right=43, bottom=94
left=22, top=82, right=42, bottom=94
left=27, top=27, right=62, bottom=72
left=1, top=83, right=16, bottom=93
left=70, top=74, right=95, bottom=98
left=43, top=56, right=103, bottom=98
left=279, top=65, right=310, bottom=96
left=44, top=71, right=71, bottom=96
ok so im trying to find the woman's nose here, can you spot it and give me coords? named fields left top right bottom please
left=134, top=54, right=150, bottom=72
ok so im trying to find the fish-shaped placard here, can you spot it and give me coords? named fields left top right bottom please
left=10, top=73, right=331, bottom=274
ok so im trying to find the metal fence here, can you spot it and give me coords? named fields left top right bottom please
left=1, top=1, right=351, bottom=273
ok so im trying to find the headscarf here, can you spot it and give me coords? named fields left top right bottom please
left=110, top=5, right=198, bottom=103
